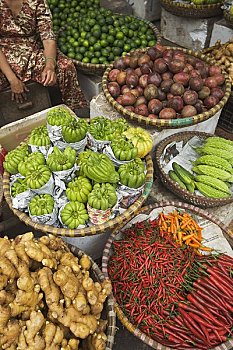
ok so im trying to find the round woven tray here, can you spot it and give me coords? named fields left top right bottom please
left=224, top=10, right=233, bottom=27
left=2, top=155, right=153, bottom=237
left=155, top=131, right=233, bottom=208
left=161, top=0, right=223, bottom=18
left=72, top=18, right=161, bottom=75
left=102, top=46, right=232, bottom=128
left=68, top=243, right=116, bottom=350
left=102, top=201, right=233, bottom=350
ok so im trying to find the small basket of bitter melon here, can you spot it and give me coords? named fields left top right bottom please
left=155, top=131, right=233, bottom=208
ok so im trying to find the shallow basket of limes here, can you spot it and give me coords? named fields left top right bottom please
left=55, top=7, right=161, bottom=74
left=155, top=131, right=233, bottom=208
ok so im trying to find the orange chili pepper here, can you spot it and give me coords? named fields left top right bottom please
left=182, top=234, right=194, bottom=241
left=199, top=246, right=213, bottom=251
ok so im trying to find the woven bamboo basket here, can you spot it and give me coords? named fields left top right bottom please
left=161, top=0, right=223, bottom=18
left=154, top=131, right=233, bottom=208
left=102, top=46, right=232, bottom=128
left=68, top=243, right=116, bottom=350
left=102, top=201, right=233, bottom=350
left=224, top=10, right=233, bottom=27
left=72, top=18, right=161, bottom=75
left=2, top=155, right=153, bottom=238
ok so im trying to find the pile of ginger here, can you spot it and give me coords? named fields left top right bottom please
left=0, top=232, right=112, bottom=350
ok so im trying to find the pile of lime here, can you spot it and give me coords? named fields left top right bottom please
left=47, top=1, right=157, bottom=65
left=48, top=0, right=100, bottom=33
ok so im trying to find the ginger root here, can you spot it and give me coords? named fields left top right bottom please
left=43, top=322, right=64, bottom=350
left=18, top=310, right=45, bottom=350
left=0, top=233, right=111, bottom=350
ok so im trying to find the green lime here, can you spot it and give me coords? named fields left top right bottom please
left=141, top=39, right=148, bottom=47
left=115, top=39, right=124, bottom=48
left=93, top=42, right=101, bottom=51
left=89, top=37, right=97, bottom=45
left=91, top=57, right=99, bottom=64
left=108, top=52, right=114, bottom=61
left=88, top=18, right=96, bottom=26
left=75, top=53, right=83, bottom=61
left=109, top=28, right=115, bottom=36
left=99, top=56, right=106, bottom=63
left=123, top=44, right=131, bottom=52
left=102, top=25, right=109, bottom=33
left=58, top=2, right=65, bottom=9
left=80, top=31, right=87, bottom=39
left=82, top=57, right=90, bottom=63
left=100, top=39, right=108, bottom=47
left=79, top=46, right=86, bottom=54
left=107, top=35, right=115, bottom=44
left=68, top=51, right=75, bottom=59
left=68, top=37, right=75, bottom=45
left=94, top=51, right=101, bottom=58
left=140, top=26, right=148, bottom=34
left=93, top=29, right=101, bottom=38
left=112, top=47, right=122, bottom=56
left=134, top=38, right=141, bottom=46
left=101, top=33, right=108, bottom=40
left=86, top=51, right=94, bottom=59
left=105, top=16, right=114, bottom=25
left=98, top=18, right=106, bottom=26
left=73, top=32, right=79, bottom=40
left=60, top=45, right=68, bottom=54
left=71, top=0, right=77, bottom=7
left=83, top=40, right=89, bottom=48
left=128, top=29, right=134, bottom=38
left=83, top=24, right=91, bottom=32
left=92, top=24, right=101, bottom=31
left=116, top=31, right=124, bottom=40
left=148, top=40, right=157, bottom=46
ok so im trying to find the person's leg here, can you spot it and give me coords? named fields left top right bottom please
left=56, top=52, right=87, bottom=111
left=32, top=51, right=87, bottom=111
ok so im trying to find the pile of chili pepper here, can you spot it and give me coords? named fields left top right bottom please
left=108, top=213, right=233, bottom=350
left=158, top=211, right=212, bottom=253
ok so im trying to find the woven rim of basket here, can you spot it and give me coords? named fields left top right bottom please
left=2, top=154, right=153, bottom=237
left=161, top=0, right=223, bottom=17
left=102, top=46, right=232, bottom=128
left=102, top=201, right=233, bottom=350
left=155, top=131, right=233, bottom=208
left=72, top=17, right=161, bottom=73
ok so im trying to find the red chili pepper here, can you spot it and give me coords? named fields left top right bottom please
left=195, top=288, right=231, bottom=314
left=187, top=294, right=228, bottom=329
left=178, top=308, right=209, bottom=345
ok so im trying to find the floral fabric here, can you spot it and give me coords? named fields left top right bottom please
left=0, top=0, right=87, bottom=110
